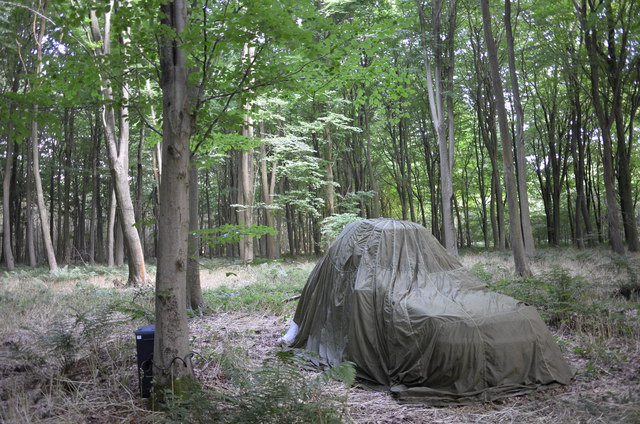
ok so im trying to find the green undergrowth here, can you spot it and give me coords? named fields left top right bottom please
left=471, top=262, right=639, bottom=337
left=2, top=253, right=638, bottom=423
left=201, top=262, right=310, bottom=316
left=161, top=350, right=354, bottom=424
left=0, top=267, right=156, bottom=423
left=1, top=281, right=154, bottom=376
left=202, top=281, right=303, bottom=316
left=2, top=263, right=131, bottom=283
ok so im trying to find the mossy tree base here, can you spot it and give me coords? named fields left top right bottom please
left=151, top=375, right=201, bottom=410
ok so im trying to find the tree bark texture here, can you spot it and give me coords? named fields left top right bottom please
left=89, top=2, right=147, bottom=284
left=504, top=0, right=535, bottom=256
left=187, top=158, right=205, bottom=309
left=575, top=0, right=625, bottom=255
left=480, top=0, right=531, bottom=276
left=259, top=122, right=279, bottom=259
left=154, top=0, right=196, bottom=397
left=3, top=131, right=15, bottom=270
left=416, top=0, right=458, bottom=256
left=32, top=1, right=57, bottom=271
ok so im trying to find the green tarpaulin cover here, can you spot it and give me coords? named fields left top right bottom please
left=290, top=219, right=573, bottom=405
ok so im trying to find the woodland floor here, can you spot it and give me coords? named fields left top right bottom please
left=0, top=248, right=639, bottom=423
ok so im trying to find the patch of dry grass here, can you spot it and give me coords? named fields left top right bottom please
left=1, top=249, right=638, bottom=423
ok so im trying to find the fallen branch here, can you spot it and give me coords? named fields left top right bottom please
left=282, top=294, right=301, bottom=303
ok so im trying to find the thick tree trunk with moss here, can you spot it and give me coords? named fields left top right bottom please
left=154, top=0, right=196, bottom=399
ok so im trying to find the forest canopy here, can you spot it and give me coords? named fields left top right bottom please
left=1, top=0, right=639, bottom=272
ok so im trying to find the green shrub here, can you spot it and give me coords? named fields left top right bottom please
left=490, top=266, right=588, bottom=327
left=3, top=282, right=152, bottom=379
left=320, top=213, right=363, bottom=247
left=162, top=351, right=354, bottom=424
left=203, top=281, right=304, bottom=315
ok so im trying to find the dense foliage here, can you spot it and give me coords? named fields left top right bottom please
left=0, top=0, right=639, bottom=262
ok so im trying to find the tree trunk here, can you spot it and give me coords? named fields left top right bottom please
left=115, top=216, right=124, bottom=266
left=416, top=0, right=458, bottom=255
left=204, top=171, right=213, bottom=257
left=154, top=0, right=196, bottom=398
left=26, top=123, right=37, bottom=266
left=89, top=3, right=147, bottom=284
left=187, top=158, right=205, bottom=309
left=323, top=124, right=336, bottom=217
left=504, top=0, right=535, bottom=256
left=62, top=108, right=74, bottom=264
left=88, top=114, right=99, bottom=264
left=576, top=0, right=625, bottom=255
left=236, top=44, right=256, bottom=264
left=480, top=0, right=531, bottom=276
left=3, top=130, right=15, bottom=270
left=107, top=188, right=116, bottom=267
left=474, top=128, right=490, bottom=249
left=567, top=56, right=587, bottom=249
left=237, top=146, right=255, bottom=263
left=135, top=124, right=145, bottom=247
left=363, top=104, right=380, bottom=218
left=469, top=23, right=505, bottom=251
left=608, top=0, right=639, bottom=251
left=259, top=122, right=279, bottom=260
left=31, top=3, right=57, bottom=271
left=11, top=146, right=22, bottom=264
left=419, top=117, right=440, bottom=239
left=32, top=110, right=57, bottom=271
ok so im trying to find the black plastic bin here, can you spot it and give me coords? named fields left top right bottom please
left=134, top=324, right=155, bottom=398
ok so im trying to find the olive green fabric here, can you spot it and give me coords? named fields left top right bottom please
left=291, top=219, right=573, bottom=405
